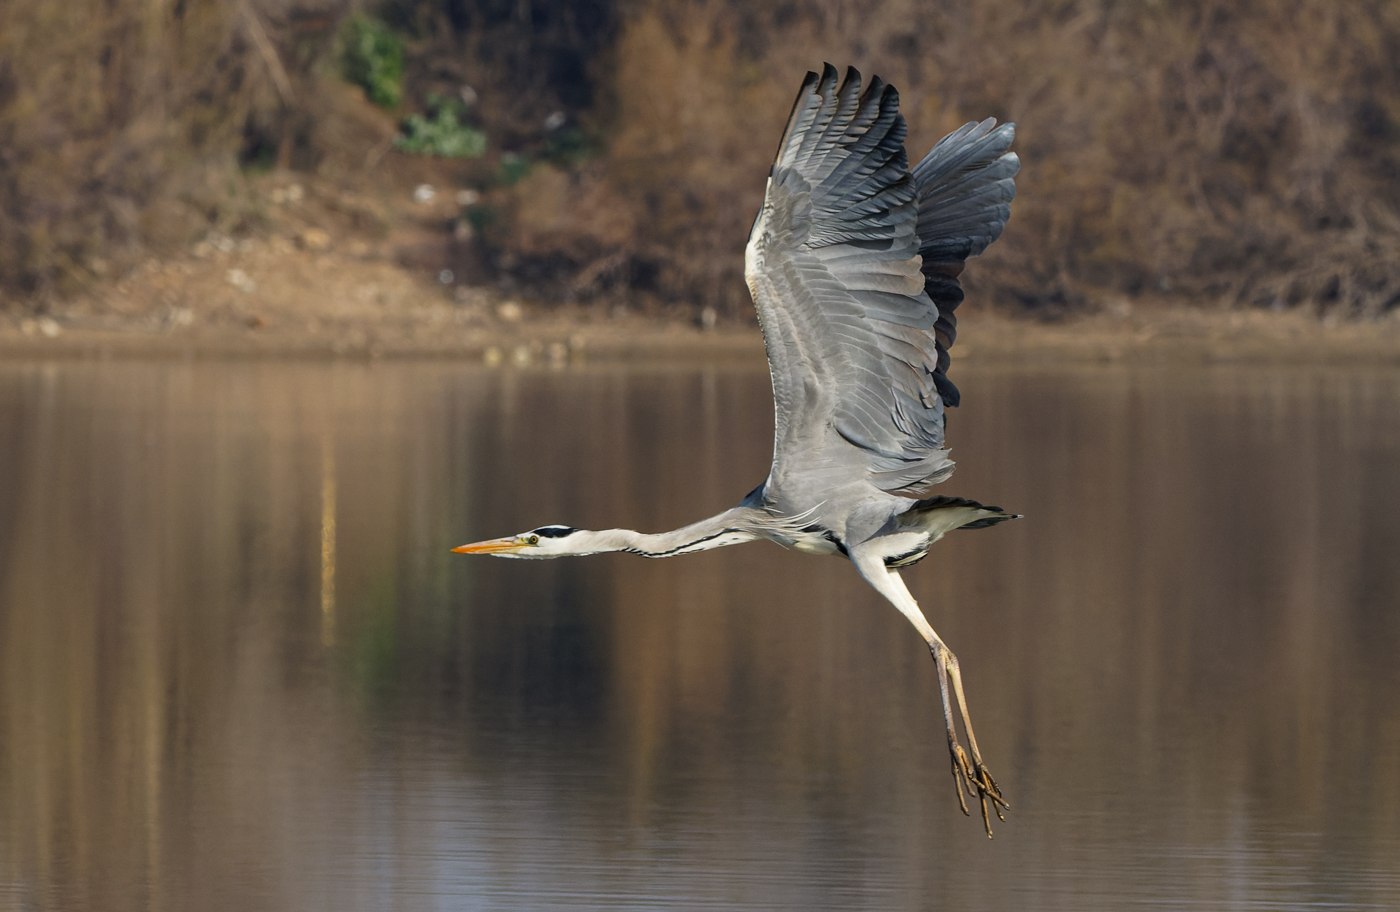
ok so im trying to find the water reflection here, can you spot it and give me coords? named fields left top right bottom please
left=0, top=360, right=1397, bottom=910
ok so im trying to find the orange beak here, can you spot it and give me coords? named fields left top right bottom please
left=451, top=537, right=526, bottom=555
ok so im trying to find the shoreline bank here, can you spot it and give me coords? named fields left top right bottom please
left=3, top=236, right=1399, bottom=367
left=4, top=306, right=1399, bottom=368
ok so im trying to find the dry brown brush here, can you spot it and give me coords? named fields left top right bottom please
left=4, top=0, right=1400, bottom=318
left=509, top=0, right=1400, bottom=317
left=0, top=0, right=352, bottom=309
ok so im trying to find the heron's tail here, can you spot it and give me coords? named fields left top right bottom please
left=900, top=494, right=1022, bottom=532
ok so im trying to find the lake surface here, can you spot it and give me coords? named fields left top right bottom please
left=1, top=358, right=1398, bottom=911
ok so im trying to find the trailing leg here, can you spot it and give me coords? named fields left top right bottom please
left=930, top=637, right=1006, bottom=834
left=851, top=547, right=1007, bottom=836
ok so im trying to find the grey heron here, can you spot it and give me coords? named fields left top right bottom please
left=455, top=64, right=1020, bottom=836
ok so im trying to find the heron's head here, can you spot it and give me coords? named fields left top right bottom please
left=451, top=525, right=587, bottom=559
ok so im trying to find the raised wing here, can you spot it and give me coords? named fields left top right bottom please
left=745, top=64, right=1017, bottom=497
left=914, top=118, right=1019, bottom=409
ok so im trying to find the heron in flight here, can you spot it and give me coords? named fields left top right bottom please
left=455, top=64, right=1020, bottom=835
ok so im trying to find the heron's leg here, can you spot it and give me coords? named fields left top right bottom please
left=931, top=638, right=1006, bottom=833
left=851, top=549, right=1007, bottom=836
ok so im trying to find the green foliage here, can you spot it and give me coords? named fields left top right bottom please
left=239, top=139, right=279, bottom=175
left=464, top=205, right=497, bottom=232
left=541, top=126, right=596, bottom=168
left=496, top=152, right=532, bottom=185
left=339, top=14, right=405, bottom=109
left=394, top=96, right=488, bottom=158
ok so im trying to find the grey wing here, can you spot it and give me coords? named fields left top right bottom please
left=745, top=64, right=1018, bottom=498
left=914, top=118, right=1019, bottom=409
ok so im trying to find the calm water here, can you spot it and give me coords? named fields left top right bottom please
left=1, top=359, right=1398, bottom=911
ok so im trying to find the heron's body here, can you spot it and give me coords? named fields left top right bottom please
left=455, top=65, right=1020, bottom=835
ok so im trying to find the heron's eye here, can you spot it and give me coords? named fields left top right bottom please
left=528, top=535, right=539, bottom=545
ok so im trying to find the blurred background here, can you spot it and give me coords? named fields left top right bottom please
left=5, top=0, right=1400, bottom=321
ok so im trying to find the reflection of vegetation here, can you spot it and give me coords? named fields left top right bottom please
left=394, top=96, right=488, bottom=158
left=346, top=571, right=402, bottom=704
left=7, top=364, right=1400, bottom=901
left=338, top=14, right=404, bottom=109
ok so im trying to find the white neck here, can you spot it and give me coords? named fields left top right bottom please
left=574, top=508, right=762, bottom=558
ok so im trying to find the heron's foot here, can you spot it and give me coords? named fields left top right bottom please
left=931, top=640, right=1008, bottom=836
left=949, top=740, right=1007, bottom=837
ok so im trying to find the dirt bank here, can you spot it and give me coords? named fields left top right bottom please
left=3, top=207, right=1399, bottom=368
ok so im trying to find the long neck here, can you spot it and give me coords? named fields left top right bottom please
left=578, top=507, right=763, bottom=558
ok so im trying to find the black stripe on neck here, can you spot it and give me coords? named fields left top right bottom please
left=625, top=528, right=741, bottom=558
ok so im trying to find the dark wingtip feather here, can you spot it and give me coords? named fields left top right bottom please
left=913, top=117, right=1019, bottom=412
left=771, top=69, right=823, bottom=170
left=933, top=370, right=961, bottom=408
